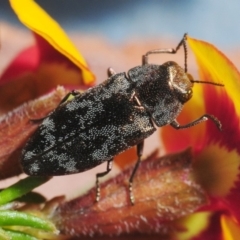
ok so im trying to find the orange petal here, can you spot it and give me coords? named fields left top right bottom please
left=187, top=36, right=240, bottom=115
left=9, top=0, right=95, bottom=84
left=188, top=37, right=240, bottom=219
left=188, top=36, right=240, bottom=152
left=114, top=147, right=137, bottom=169
left=221, top=215, right=240, bottom=240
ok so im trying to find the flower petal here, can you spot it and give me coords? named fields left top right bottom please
left=0, top=46, right=39, bottom=85
left=172, top=211, right=212, bottom=240
left=188, top=36, right=240, bottom=152
left=0, top=1, right=96, bottom=112
left=187, top=37, right=240, bottom=219
left=221, top=215, right=240, bottom=240
left=187, top=37, right=240, bottom=115
left=0, top=40, right=88, bottom=113
left=114, top=147, right=137, bottom=169
left=9, top=0, right=95, bottom=84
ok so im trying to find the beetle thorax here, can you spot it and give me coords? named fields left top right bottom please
left=163, top=61, right=193, bottom=103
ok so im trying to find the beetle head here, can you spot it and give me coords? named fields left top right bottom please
left=164, top=61, right=193, bottom=103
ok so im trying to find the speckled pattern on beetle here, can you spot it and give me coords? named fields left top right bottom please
left=21, top=34, right=222, bottom=204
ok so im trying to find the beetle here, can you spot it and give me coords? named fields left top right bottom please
left=21, top=34, right=222, bottom=204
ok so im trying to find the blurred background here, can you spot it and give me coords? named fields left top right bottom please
left=0, top=0, right=239, bottom=199
left=0, top=0, right=239, bottom=81
left=0, top=0, right=240, bottom=48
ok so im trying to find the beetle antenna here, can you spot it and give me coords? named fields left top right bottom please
left=183, top=34, right=188, bottom=73
left=191, top=80, right=224, bottom=87
left=175, top=33, right=188, bottom=73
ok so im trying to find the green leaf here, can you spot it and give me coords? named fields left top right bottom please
left=0, top=211, right=56, bottom=232
left=1, top=229, right=38, bottom=240
left=0, top=177, right=50, bottom=205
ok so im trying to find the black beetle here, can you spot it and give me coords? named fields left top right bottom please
left=21, top=34, right=222, bottom=204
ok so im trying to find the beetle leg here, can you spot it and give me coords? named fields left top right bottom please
left=142, top=33, right=188, bottom=72
left=58, top=90, right=81, bottom=105
left=107, top=67, right=116, bottom=77
left=95, top=158, right=113, bottom=202
left=130, top=91, right=135, bottom=101
left=170, top=114, right=222, bottom=131
left=130, top=91, right=145, bottom=111
left=129, top=141, right=144, bottom=205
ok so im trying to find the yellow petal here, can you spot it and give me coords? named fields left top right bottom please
left=221, top=215, right=240, bottom=240
left=172, top=212, right=212, bottom=240
left=194, top=144, right=240, bottom=196
left=187, top=36, right=240, bottom=115
left=187, top=36, right=240, bottom=197
left=10, top=0, right=95, bottom=84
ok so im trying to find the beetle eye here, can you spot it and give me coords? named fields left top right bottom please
left=184, top=89, right=193, bottom=102
left=177, top=88, right=193, bottom=103
left=188, top=89, right=193, bottom=98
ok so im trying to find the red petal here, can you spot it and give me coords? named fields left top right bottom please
left=0, top=46, right=39, bottom=85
